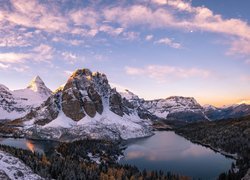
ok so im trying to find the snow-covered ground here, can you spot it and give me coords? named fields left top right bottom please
left=242, top=168, right=250, bottom=180
left=0, top=150, right=43, bottom=180
left=24, top=108, right=153, bottom=141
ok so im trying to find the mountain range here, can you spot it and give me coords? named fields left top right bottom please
left=1, top=68, right=250, bottom=140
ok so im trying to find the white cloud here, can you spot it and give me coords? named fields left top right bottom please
left=103, top=2, right=250, bottom=56
left=145, top=34, right=154, bottom=41
left=125, top=65, right=211, bottom=82
left=0, top=53, right=31, bottom=63
left=227, top=38, right=250, bottom=56
left=3, top=0, right=69, bottom=33
left=13, top=66, right=29, bottom=72
left=52, top=37, right=83, bottom=46
left=0, top=0, right=250, bottom=59
left=32, top=44, right=54, bottom=62
left=151, top=0, right=167, bottom=5
left=87, top=29, right=99, bottom=37
left=69, top=9, right=98, bottom=28
left=64, top=70, right=73, bottom=76
left=0, top=32, right=31, bottom=47
left=0, top=43, right=54, bottom=72
left=122, top=31, right=140, bottom=41
left=62, top=52, right=78, bottom=64
left=0, top=63, right=9, bottom=70
left=155, top=37, right=181, bottom=48
left=99, top=25, right=124, bottom=36
left=0, top=52, right=31, bottom=72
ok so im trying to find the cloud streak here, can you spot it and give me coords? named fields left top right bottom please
left=125, top=65, right=211, bottom=82
left=155, top=37, right=181, bottom=48
left=0, top=53, right=31, bottom=63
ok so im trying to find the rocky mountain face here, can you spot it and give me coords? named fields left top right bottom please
left=204, top=104, right=250, bottom=120
left=121, top=90, right=208, bottom=122
left=0, top=77, right=52, bottom=121
left=14, top=69, right=152, bottom=141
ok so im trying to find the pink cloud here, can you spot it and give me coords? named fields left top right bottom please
left=145, top=35, right=154, bottom=41
left=227, top=38, right=250, bottom=56
left=155, top=37, right=181, bottom=49
left=0, top=53, right=31, bottom=63
left=125, top=65, right=211, bottom=82
left=103, top=2, right=250, bottom=56
left=3, top=0, right=68, bottom=33
left=69, top=9, right=99, bottom=28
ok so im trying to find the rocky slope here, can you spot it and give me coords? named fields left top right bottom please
left=0, top=150, right=43, bottom=180
left=121, top=89, right=208, bottom=122
left=0, top=76, right=52, bottom=121
left=12, top=69, right=152, bottom=141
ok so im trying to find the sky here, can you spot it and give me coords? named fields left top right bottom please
left=0, top=0, right=250, bottom=107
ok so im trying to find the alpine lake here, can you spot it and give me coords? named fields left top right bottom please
left=0, top=131, right=235, bottom=179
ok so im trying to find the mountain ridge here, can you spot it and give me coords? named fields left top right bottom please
left=120, top=89, right=250, bottom=121
left=11, top=68, right=152, bottom=141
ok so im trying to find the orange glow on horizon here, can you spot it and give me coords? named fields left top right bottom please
left=198, top=97, right=250, bottom=107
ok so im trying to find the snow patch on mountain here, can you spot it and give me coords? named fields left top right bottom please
left=0, top=150, right=43, bottom=180
left=43, top=111, right=76, bottom=128
left=120, top=89, right=140, bottom=101
left=40, top=108, right=152, bottom=140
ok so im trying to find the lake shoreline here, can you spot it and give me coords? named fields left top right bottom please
left=119, top=131, right=235, bottom=179
left=176, top=132, right=238, bottom=160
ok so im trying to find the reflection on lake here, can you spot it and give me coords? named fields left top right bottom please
left=120, top=131, right=235, bottom=179
left=0, top=138, right=58, bottom=154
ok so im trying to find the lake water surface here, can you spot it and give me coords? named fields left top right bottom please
left=119, top=131, right=235, bottom=179
left=0, top=137, right=58, bottom=154
left=0, top=131, right=235, bottom=179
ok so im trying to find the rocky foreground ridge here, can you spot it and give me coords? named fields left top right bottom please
left=0, top=150, right=43, bottom=180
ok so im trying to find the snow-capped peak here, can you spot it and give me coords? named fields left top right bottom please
left=26, top=75, right=52, bottom=98
left=203, top=104, right=217, bottom=110
left=27, top=76, right=46, bottom=92
left=0, top=76, right=53, bottom=120
left=120, top=89, right=140, bottom=101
